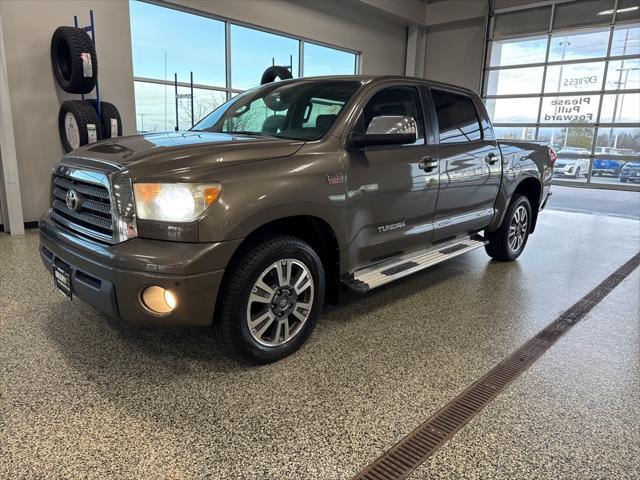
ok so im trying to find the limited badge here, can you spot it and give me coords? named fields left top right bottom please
left=327, top=172, right=347, bottom=185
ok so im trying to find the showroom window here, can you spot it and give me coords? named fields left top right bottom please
left=129, top=0, right=358, bottom=134
left=484, top=0, right=640, bottom=189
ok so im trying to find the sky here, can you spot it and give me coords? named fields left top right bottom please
left=129, top=0, right=356, bottom=132
left=128, top=0, right=639, bottom=152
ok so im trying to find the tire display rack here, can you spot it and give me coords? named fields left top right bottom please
left=52, top=10, right=122, bottom=152
left=73, top=11, right=102, bottom=119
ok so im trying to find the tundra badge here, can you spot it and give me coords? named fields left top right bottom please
left=377, top=221, right=406, bottom=233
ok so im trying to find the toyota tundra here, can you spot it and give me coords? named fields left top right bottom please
left=40, top=76, right=554, bottom=362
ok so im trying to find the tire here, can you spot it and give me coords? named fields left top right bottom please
left=50, top=26, right=97, bottom=94
left=574, top=167, right=580, bottom=179
left=214, top=235, right=325, bottom=363
left=89, top=100, right=122, bottom=139
left=485, top=194, right=532, bottom=262
left=260, top=65, right=293, bottom=85
left=58, top=100, right=102, bottom=152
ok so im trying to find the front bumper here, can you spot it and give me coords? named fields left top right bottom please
left=553, top=167, right=578, bottom=177
left=39, top=212, right=243, bottom=326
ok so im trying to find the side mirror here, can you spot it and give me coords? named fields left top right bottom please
left=350, top=115, right=417, bottom=148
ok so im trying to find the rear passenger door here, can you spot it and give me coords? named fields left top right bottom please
left=429, top=88, right=501, bottom=241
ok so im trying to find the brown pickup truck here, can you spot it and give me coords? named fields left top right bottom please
left=40, top=76, right=555, bottom=362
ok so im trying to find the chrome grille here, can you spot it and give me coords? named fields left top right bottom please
left=53, top=176, right=110, bottom=199
left=50, top=168, right=114, bottom=243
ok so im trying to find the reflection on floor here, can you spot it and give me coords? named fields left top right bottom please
left=0, top=210, right=638, bottom=479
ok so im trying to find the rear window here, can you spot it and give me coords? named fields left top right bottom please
left=431, top=89, right=482, bottom=144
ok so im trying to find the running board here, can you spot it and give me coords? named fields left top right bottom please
left=344, top=235, right=486, bottom=293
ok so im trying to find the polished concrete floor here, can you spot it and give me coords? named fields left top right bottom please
left=1, top=207, right=639, bottom=479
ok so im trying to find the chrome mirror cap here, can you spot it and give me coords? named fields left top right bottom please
left=366, top=115, right=417, bottom=139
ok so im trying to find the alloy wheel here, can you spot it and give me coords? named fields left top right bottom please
left=246, top=258, right=314, bottom=347
left=508, top=205, right=528, bottom=254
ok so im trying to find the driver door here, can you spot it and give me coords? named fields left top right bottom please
left=346, top=85, right=439, bottom=271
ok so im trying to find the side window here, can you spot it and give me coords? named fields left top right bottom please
left=361, top=86, right=425, bottom=145
left=430, top=89, right=482, bottom=144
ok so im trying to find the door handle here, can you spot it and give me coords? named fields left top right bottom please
left=485, top=152, right=499, bottom=165
left=419, top=156, right=438, bottom=172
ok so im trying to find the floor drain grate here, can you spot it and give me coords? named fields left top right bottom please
left=354, top=252, right=640, bottom=480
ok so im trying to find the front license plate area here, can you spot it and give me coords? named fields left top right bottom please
left=54, top=265, right=72, bottom=300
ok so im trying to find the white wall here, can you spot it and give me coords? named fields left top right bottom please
left=424, top=17, right=487, bottom=93
left=0, top=0, right=136, bottom=223
left=0, top=0, right=408, bottom=223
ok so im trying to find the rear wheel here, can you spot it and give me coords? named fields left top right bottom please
left=215, top=235, right=325, bottom=363
left=574, top=167, right=581, bottom=179
left=485, top=194, right=532, bottom=262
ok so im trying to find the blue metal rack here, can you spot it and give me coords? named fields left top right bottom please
left=73, top=10, right=101, bottom=119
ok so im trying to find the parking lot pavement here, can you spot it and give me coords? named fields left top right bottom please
left=548, top=185, right=640, bottom=220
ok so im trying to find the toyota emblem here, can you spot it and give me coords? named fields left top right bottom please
left=66, top=189, right=79, bottom=211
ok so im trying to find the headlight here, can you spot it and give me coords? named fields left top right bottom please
left=133, top=183, right=221, bottom=222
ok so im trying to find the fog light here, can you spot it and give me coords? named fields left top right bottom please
left=141, top=286, right=177, bottom=314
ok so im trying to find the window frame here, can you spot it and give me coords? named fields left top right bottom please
left=483, top=0, right=640, bottom=190
left=429, top=87, right=485, bottom=145
left=130, top=0, right=360, bottom=132
left=348, top=83, right=429, bottom=151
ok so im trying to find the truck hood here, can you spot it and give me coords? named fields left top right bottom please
left=69, top=131, right=305, bottom=179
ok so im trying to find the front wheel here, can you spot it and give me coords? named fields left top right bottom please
left=574, top=167, right=581, bottom=179
left=485, top=194, right=532, bottom=262
left=214, top=235, right=325, bottom=363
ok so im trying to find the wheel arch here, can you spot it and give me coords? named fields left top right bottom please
left=218, top=215, right=342, bottom=309
left=512, top=177, right=542, bottom=233
left=488, top=175, right=542, bottom=234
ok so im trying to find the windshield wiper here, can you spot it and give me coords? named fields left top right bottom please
left=226, top=130, right=269, bottom=136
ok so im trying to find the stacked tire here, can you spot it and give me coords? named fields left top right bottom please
left=260, top=65, right=293, bottom=85
left=51, top=26, right=122, bottom=152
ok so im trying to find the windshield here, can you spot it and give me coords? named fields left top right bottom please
left=192, top=80, right=361, bottom=141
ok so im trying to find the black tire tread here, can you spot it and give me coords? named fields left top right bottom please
left=89, top=101, right=122, bottom=139
left=51, top=26, right=98, bottom=94
left=214, top=235, right=324, bottom=363
left=485, top=194, right=531, bottom=262
left=58, top=100, right=102, bottom=152
left=260, top=65, right=293, bottom=85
